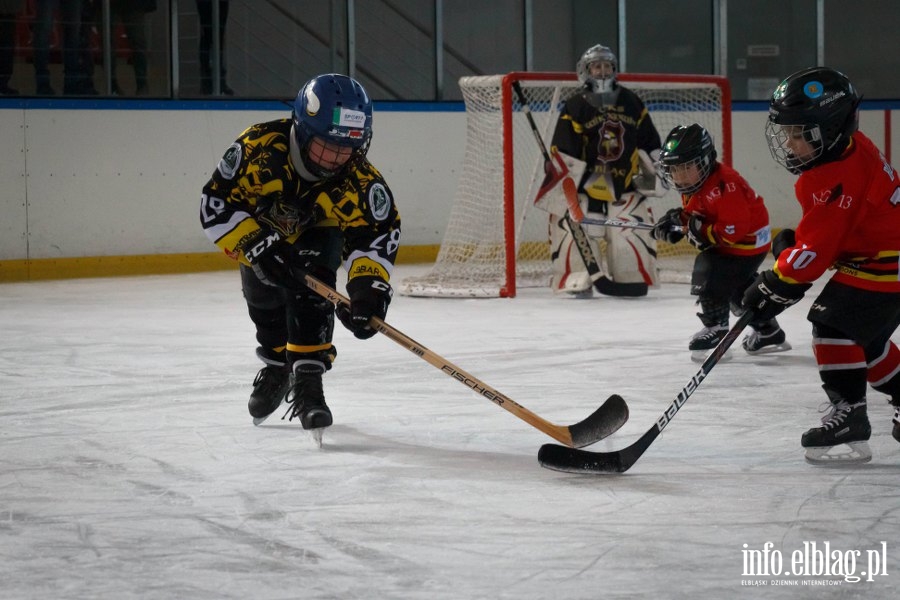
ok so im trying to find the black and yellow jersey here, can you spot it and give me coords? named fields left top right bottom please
left=552, top=86, right=661, bottom=203
left=200, top=118, right=401, bottom=285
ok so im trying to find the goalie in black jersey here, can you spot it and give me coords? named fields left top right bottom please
left=200, top=74, right=401, bottom=436
left=548, top=44, right=663, bottom=298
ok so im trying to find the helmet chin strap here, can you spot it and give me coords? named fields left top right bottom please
left=289, top=125, right=322, bottom=182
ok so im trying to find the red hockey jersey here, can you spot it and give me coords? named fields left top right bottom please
left=682, top=162, right=772, bottom=257
left=776, top=131, right=900, bottom=292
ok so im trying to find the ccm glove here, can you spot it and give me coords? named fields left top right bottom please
left=742, top=270, right=811, bottom=321
left=650, top=207, right=685, bottom=244
left=336, top=276, right=393, bottom=340
left=772, top=228, right=796, bottom=260
left=686, top=215, right=713, bottom=251
left=244, top=229, right=304, bottom=288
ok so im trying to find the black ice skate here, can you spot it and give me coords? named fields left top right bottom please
left=248, top=350, right=291, bottom=426
left=689, top=325, right=729, bottom=363
left=742, top=320, right=791, bottom=355
left=801, top=398, right=871, bottom=465
left=284, top=361, right=332, bottom=445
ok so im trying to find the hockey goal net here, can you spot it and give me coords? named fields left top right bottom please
left=400, top=71, right=732, bottom=297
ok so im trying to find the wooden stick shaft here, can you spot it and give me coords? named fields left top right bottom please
left=302, top=274, right=576, bottom=446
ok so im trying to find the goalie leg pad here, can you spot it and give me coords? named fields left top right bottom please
left=603, top=193, right=658, bottom=288
left=550, top=214, right=596, bottom=294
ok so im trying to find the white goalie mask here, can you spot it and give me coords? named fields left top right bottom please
left=576, top=44, right=618, bottom=94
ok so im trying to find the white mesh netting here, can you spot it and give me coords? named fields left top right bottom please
left=401, top=72, right=731, bottom=297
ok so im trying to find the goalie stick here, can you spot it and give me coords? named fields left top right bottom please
left=537, top=309, right=754, bottom=473
left=301, top=273, right=628, bottom=448
left=511, top=82, right=606, bottom=285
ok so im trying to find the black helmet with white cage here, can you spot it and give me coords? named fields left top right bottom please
left=658, top=124, right=717, bottom=194
left=765, top=67, right=860, bottom=173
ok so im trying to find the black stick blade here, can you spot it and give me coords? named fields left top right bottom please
left=568, top=394, right=629, bottom=448
left=538, top=427, right=659, bottom=473
left=538, top=443, right=626, bottom=473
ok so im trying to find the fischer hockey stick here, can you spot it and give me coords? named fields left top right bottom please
left=537, top=309, right=754, bottom=473
left=511, top=82, right=606, bottom=283
left=302, top=273, right=628, bottom=448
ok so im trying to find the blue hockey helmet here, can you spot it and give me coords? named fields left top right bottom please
left=291, top=74, right=373, bottom=178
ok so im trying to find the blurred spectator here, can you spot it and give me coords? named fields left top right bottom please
left=0, top=0, right=26, bottom=95
left=196, top=0, right=232, bottom=95
left=32, top=0, right=96, bottom=95
left=105, top=0, right=156, bottom=95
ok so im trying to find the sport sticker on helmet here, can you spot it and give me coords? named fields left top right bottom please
left=218, top=142, right=242, bottom=179
left=369, top=183, right=392, bottom=221
left=333, top=107, right=366, bottom=128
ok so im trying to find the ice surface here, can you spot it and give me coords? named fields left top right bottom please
left=2, top=266, right=898, bottom=599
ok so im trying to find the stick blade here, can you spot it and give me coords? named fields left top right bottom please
left=537, top=443, right=628, bottom=474
left=568, top=394, right=629, bottom=448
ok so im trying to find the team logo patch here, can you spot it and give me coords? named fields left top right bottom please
left=803, top=80, right=823, bottom=99
left=305, top=85, right=320, bottom=115
left=218, top=142, right=242, bottom=179
left=369, top=183, right=391, bottom=221
left=596, top=120, right=625, bottom=163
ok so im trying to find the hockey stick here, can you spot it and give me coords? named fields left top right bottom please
left=301, top=273, right=628, bottom=448
left=573, top=215, right=656, bottom=231
left=537, top=309, right=754, bottom=473
left=511, top=82, right=606, bottom=284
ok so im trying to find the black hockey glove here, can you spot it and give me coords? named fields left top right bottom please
left=650, top=207, right=685, bottom=244
left=772, top=228, right=796, bottom=260
left=336, top=276, right=393, bottom=340
left=686, top=215, right=713, bottom=251
left=244, top=229, right=305, bottom=288
left=742, top=270, right=811, bottom=321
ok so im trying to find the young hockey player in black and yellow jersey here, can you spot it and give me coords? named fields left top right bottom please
left=200, top=74, right=400, bottom=438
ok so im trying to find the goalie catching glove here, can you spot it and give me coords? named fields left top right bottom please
left=244, top=228, right=308, bottom=288
left=742, top=270, right=811, bottom=321
left=337, top=276, right=393, bottom=340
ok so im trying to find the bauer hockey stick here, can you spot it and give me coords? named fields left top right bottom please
left=302, top=273, right=628, bottom=448
left=537, top=309, right=754, bottom=473
left=511, top=82, right=606, bottom=283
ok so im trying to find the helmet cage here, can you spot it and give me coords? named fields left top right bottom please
left=658, top=125, right=717, bottom=194
left=765, top=121, right=824, bottom=174
left=576, top=45, right=618, bottom=94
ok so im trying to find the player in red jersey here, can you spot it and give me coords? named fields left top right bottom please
left=652, top=124, right=787, bottom=361
left=743, top=67, right=900, bottom=464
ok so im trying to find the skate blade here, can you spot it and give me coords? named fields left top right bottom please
left=744, top=341, right=792, bottom=356
left=804, top=441, right=872, bottom=465
left=309, top=427, right=325, bottom=448
left=251, top=399, right=284, bottom=426
left=691, top=348, right=733, bottom=363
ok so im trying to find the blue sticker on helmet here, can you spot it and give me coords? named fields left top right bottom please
left=803, top=81, right=823, bottom=99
